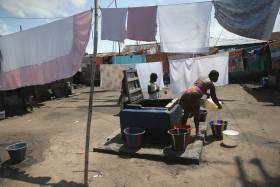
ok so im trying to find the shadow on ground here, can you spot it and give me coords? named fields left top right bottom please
left=242, top=84, right=280, bottom=106
left=235, top=156, right=280, bottom=187
left=0, top=161, right=85, bottom=187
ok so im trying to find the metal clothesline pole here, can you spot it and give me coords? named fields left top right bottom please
left=84, top=0, right=99, bottom=186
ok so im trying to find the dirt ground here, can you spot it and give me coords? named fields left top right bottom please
left=0, top=84, right=279, bottom=187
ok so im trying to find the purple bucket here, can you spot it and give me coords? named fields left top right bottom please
left=123, top=127, right=145, bottom=149
left=209, top=120, right=228, bottom=138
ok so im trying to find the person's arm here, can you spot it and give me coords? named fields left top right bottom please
left=206, top=92, right=210, bottom=99
left=156, top=84, right=160, bottom=92
left=209, top=83, right=222, bottom=109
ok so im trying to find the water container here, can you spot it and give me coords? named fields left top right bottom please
left=168, top=128, right=190, bottom=151
left=201, top=98, right=221, bottom=111
left=123, top=127, right=145, bottom=149
left=6, top=142, right=28, bottom=163
left=174, top=125, right=192, bottom=144
left=199, top=110, right=208, bottom=122
left=222, top=130, right=239, bottom=147
left=0, top=111, right=5, bottom=120
left=209, top=120, right=228, bottom=139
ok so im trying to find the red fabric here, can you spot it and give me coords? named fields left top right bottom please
left=95, top=57, right=103, bottom=65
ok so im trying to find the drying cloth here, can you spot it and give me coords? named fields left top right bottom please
left=0, top=10, right=92, bottom=91
left=127, top=6, right=157, bottom=41
left=214, top=0, right=280, bottom=40
left=170, top=53, right=229, bottom=95
left=229, top=50, right=244, bottom=72
left=100, top=64, right=135, bottom=91
left=136, top=62, right=164, bottom=92
left=101, top=8, right=127, bottom=42
left=157, top=2, right=212, bottom=53
left=95, top=57, right=103, bottom=65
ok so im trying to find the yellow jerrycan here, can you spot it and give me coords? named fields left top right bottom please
left=201, top=98, right=222, bottom=111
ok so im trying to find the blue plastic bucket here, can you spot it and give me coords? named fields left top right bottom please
left=209, top=120, right=228, bottom=138
left=6, top=142, right=27, bottom=163
left=123, top=127, right=145, bottom=148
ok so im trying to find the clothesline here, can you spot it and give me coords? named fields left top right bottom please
left=100, top=0, right=280, bottom=53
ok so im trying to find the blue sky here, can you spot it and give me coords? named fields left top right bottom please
left=0, top=0, right=280, bottom=53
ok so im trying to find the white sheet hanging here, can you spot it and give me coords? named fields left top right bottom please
left=214, top=0, right=280, bottom=40
left=136, top=62, right=164, bottom=92
left=101, top=8, right=128, bottom=42
left=0, top=10, right=92, bottom=91
left=170, top=53, right=229, bottom=95
left=157, top=2, right=212, bottom=53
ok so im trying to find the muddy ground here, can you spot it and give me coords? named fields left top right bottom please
left=0, top=84, right=279, bottom=187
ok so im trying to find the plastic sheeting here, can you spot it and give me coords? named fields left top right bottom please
left=214, top=0, right=280, bottom=40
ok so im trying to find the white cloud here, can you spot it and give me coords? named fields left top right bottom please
left=0, top=22, right=11, bottom=35
left=0, top=0, right=87, bottom=17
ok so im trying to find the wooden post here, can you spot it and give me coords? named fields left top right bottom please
left=84, top=0, right=98, bottom=186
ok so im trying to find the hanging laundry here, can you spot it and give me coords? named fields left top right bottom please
left=229, top=50, right=244, bottom=72
left=101, top=8, right=127, bottom=42
left=95, top=57, right=103, bottom=65
left=0, top=10, right=92, bottom=91
left=170, top=53, right=229, bottom=94
left=127, top=6, right=157, bottom=41
left=100, top=64, right=135, bottom=91
left=136, top=62, right=164, bottom=92
left=157, top=2, right=212, bottom=53
left=214, top=0, right=280, bottom=40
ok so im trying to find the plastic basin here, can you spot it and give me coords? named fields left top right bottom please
left=168, top=128, right=190, bottom=151
left=123, top=127, right=145, bottom=149
left=209, top=120, right=228, bottom=139
left=6, top=142, right=27, bottom=163
left=222, top=130, right=239, bottom=147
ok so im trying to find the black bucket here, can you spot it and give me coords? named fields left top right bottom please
left=168, top=128, right=190, bottom=151
left=199, top=109, right=208, bottom=122
left=6, top=142, right=27, bottom=163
